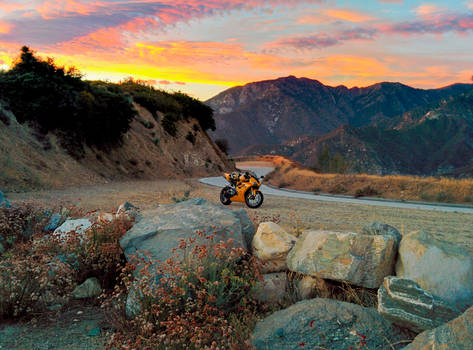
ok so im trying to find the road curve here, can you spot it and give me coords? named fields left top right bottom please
left=199, top=165, right=473, bottom=214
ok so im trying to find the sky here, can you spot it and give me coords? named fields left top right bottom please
left=0, top=0, right=472, bottom=100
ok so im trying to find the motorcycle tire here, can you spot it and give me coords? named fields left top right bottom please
left=220, top=187, right=232, bottom=205
left=245, top=190, right=264, bottom=209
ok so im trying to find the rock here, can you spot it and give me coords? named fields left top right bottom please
left=253, top=298, right=412, bottom=350
left=403, top=306, right=473, bottom=350
left=295, top=275, right=329, bottom=300
left=362, top=222, right=402, bottom=248
left=287, top=230, right=397, bottom=288
left=44, top=213, right=62, bottom=231
left=255, top=272, right=288, bottom=304
left=54, top=218, right=92, bottom=241
left=72, top=277, right=102, bottom=299
left=233, top=209, right=255, bottom=252
left=0, top=189, right=11, bottom=208
left=97, top=213, right=114, bottom=223
left=88, top=327, right=101, bottom=337
left=126, top=288, right=142, bottom=319
left=0, top=241, right=4, bottom=255
left=120, top=198, right=251, bottom=267
left=253, top=222, right=297, bottom=273
left=116, top=201, right=139, bottom=220
left=396, top=231, right=473, bottom=309
left=378, top=276, right=461, bottom=333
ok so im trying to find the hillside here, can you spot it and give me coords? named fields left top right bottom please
left=0, top=48, right=233, bottom=191
left=244, top=90, right=473, bottom=176
left=207, top=76, right=473, bottom=154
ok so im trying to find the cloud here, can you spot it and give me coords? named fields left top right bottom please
left=322, top=9, right=375, bottom=23
left=266, top=28, right=377, bottom=50
left=378, top=0, right=402, bottom=3
left=0, top=20, right=11, bottom=34
left=159, top=80, right=172, bottom=85
left=381, top=12, right=473, bottom=36
left=466, top=1, right=473, bottom=9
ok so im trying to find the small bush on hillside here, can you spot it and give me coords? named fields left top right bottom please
left=215, top=138, right=230, bottom=155
left=185, top=131, right=196, bottom=144
left=104, top=232, right=263, bottom=349
left=354, top=186, right=380, bottom=198
left=436, top=191, right=454, bottom=202
left=329, top=183, right=347, bottom=194
left=161, top=113, right=178, bottom=136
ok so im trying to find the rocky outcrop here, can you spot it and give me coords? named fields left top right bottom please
left=252, top=298, right=411, bottom=350
left=255, top=272, right=288, bottom=304
left=252, top=222, right=297, bottom=272
left=120, top=198, right=252, bottom=267
left=44, top=213, right=62, bottom=231
left=72, top=277, right=102, bottom=299
left=403, top=306, right=473, bottom=350
left=286, top=230, right=397, bottom=288
left=396, top=231, right=473, bottom=309
left=295, top=275, right=329, bottom=300
left=378, top=277, right=460, bottom=333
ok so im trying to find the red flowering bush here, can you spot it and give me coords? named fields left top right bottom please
left=104, top=231, right=264, bottom=349
left=0, top=239, right=74, bottom=318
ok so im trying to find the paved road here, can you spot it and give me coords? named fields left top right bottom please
left=199, top=165, right=473, bottom=214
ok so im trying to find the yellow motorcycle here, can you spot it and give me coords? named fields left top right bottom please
left=220, top=171, right=264, bottom=208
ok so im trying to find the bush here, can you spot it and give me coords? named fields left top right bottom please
left=0, top=239, right=75, bottom=318
left=354, top=186, right=380, bottom=198
left=328, top=184, right=347, bottom=194
left=105, top=232, right=263, bottom=349
left=161, top=113, right=178, bottom=136
left=185, top=131, right=196, bottom=144
left=215, top=138, right=230, bottom=155
left=0, top=47, right=135, bottom=158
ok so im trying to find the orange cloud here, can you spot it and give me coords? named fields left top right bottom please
left=0, top=1, right=25, bottom=13
left=0, top=20, right=11, bottom=34
left=323, top=9, right=375, bottom=23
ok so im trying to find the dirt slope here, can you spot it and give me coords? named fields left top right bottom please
left=0, top=103, right=233, bottom=191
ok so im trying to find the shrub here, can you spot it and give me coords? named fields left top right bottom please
left=104, top=232, right=263, bottom=349
left=140, top=120, right=154, bottom=129
left=436, top=191, right=453, bottom=202
left=185, top=131, right=196, bottom=144
left=0, top=239, right=75, bottom=318
left=329, top=184, right=347, bottom=194
left=0, top=47, right=135, bottom=158
left=354, top=186, right=380, bottom=198
left=161, top=113, right=178, bottom=136
left=171, top=189, right=191, bottom=203
left=215, top=138, right=230, bottom=155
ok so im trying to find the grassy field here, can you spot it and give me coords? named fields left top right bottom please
left=7, top=178, right=473, bottom=255
left=244, top=155, right=473, bottom=205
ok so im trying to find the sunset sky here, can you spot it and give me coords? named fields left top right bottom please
left=0, top=0, right=472, bottom=100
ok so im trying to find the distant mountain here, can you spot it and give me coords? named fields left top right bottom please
left=206, top=76, right=473, bottom=154
left=243, top=89, right=473, bottom=176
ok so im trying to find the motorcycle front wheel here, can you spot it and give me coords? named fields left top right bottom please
left=220, top=187, right=232, bottom=205
left=245, top=190, right=264, bottom=209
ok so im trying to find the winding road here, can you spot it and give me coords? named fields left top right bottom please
left=199, top=163, right=473, bottom=214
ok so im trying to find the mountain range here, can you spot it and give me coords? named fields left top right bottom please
left=207, top=76, right=473, bottom=176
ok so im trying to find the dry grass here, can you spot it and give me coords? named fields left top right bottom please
left=258, top=155, right=473, bottom=205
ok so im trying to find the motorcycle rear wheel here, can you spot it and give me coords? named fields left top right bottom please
left=220, top=188, right=232, bottom=205
left=245, top=190, right=263, bottom=208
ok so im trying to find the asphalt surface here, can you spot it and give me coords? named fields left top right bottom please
left=199, top=165, right=473, bottom=214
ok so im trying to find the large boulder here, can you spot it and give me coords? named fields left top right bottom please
left=253, top=222, right=297, bottom=272
left=396, top=231, right=473, bottom=309
left=253, top=298, right=412, bottom=350
left=287, top=230, right=397, bottom=288
left=378, top=276, right=460, bottom=333
left=362, top=222, right=402, bottom=248
left=44, top=213, right=62, bottom=232
left=233, top=209, right=255, bottom=252
left=120, top=198, right=252, bottom=266
left=54, top=218, right=93, bottom=241
left=72, top=277, right=102, bottom=299
left=255, top=272, right=288, bottom=304
left=403, top=306, right=473, bottom=350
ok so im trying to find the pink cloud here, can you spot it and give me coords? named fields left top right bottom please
left=159, top=80, right=172, bottom=85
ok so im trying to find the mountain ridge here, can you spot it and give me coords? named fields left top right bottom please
left=207, top=76, right=473, bottom=154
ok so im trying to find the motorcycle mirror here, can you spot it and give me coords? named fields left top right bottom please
left=260, top=175, right=265, bottom=179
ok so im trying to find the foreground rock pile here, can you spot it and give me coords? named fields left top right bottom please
left=6, top=198, right=468, bottom=349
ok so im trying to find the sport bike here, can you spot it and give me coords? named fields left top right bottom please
left=220, top=171, right=264, bottom=208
